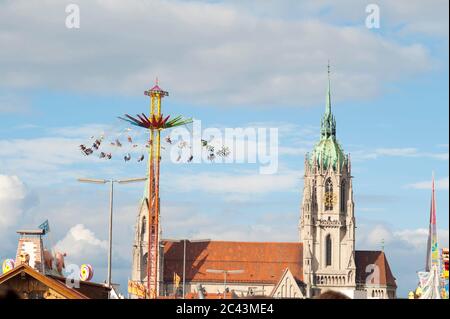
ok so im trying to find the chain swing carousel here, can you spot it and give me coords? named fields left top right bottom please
left=77, top=80, right=230, bottom=298
left=118, top=82, right=192, bottom=298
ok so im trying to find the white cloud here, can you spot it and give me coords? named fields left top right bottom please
left=0, top=175, right=36, bottom=256
left=358, top=222, right=449, bottom=253
left=54, top=224, right=108, bottom=264
left=376, top=148, right=419, bottom=157
left=234, top=0, right=449, bottom=38
left=191, top=223, right=296, bottom=242
left=351, top=147, right=449, bottom=162
left=376, top=148, right=449, bottom=160
left=357, top=222, right=449, bottom=296
left=161, top=203, right=298, bottom=242
left=0, top=137, right=88, bottom=185
left=365, top=224, right=394, bottom=246
left=278, top=146, right=309, bottom=156
left=0, top=175, right=29, bottom=230
left=0, top=123, right=150, bottom=185
left=380, top=0, right=449, bottom=37
left=0, top=93, right=30, bottom=113
left=406, top=176, right=449, bottom=190
left=0, top=137, right=82, bottom=166
left=0, top=0, right=434, bottom=107
left=169, top=169, right=300, bottom=198
left=47, top=124, right=110, bottom=139
left=394, top=228, right=450, bottom=250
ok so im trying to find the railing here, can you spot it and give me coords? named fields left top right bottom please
left=314, top=274, right=347, bottom=286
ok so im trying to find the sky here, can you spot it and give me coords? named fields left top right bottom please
left=0, top=0, right=448, bottom=298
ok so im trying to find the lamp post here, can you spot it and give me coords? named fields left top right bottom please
left=77, top=177, right=147, bottom=287
left=206, top=268, right=244, bottom=298
left=163, top=238, right=210, bottom=298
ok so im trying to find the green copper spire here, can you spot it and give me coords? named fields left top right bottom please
left=310, top=62, right=346, bottom=170
left=320, top=62, right=336, bottom=140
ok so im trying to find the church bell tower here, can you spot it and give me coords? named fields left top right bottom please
left=300, top=65, right=356, bottom=298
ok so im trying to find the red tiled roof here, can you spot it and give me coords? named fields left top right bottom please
left=163, top=241, right=396, bottom=289
left=355, top=251, right=397, bottom=288
left=163, top=241, right=303, bottom=284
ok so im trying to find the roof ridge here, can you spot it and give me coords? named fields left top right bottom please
left=164, top=240, right=302, bottom=245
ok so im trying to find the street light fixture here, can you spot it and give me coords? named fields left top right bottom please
left=206, top=268, right=244, bottom=299
left=77, top=177, right=147, bottom=287
left=163, top=238, right=210, bottom=298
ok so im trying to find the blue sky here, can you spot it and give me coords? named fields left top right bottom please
left=0, top=0, right=448, bottom=297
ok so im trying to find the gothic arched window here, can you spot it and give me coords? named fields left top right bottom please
left=340, top=179, right=346, bottom=212
left=325, top=178, right=333, bottom=211
left=313, top=180, right=317, bottom=208
left=143, top=253, right=148, bottom=267
left=141, top=216, right=146, bottom=238
left=325, top=234, right=332, bottom=266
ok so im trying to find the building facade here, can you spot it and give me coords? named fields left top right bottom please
left=130, top=194, right=163, bottom=298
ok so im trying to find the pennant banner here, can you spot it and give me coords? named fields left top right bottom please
left=128, top=280, right=147, bottom=298
left=38, top=220, right=50, bottom=234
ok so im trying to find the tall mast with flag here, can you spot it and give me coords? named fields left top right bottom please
left=416, top=172, right=441, bottom=299
left=426, top=172, right=439, bottom=272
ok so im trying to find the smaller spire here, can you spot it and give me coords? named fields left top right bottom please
left=320, top=61, right=336, bottom=140
left=432, top=170, right=435, bottom=191
left=326, top=60, right=331, bottom=116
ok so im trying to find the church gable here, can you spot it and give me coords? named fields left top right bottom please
left=355, top=250, right=397, bottom=288
left=270, top=268, right=305, bottom=299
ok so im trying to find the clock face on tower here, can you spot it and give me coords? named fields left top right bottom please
left=323, top=191, right=336, bottom=210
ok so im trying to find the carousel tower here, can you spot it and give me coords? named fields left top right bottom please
left=131, top=80, right=168, bottom=298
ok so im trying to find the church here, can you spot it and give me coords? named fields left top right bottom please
left=130, top=71, right=397, bottom=299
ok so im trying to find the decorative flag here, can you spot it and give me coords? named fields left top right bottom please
left=418, top=271, right=431, bottom=287
left=441, top=248, right=449, bottom=299
left=128, top=280, right=146, bottom=298
left=418, top=266, right=441, bottom=299
left=38, top=220, right=50, bottom=234
left=174, top=272, right=181, bottom=289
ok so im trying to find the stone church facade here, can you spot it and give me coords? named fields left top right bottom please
left=130, top=194, right=163, bottom=298
left=300, top=74, right=358, bottom=298
left=130, top=71, right=397, bottom=299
